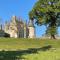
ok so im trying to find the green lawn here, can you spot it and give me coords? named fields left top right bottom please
left=0, top=38, right=60, bottom=60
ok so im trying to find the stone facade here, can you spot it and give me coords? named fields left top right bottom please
left=28, top=20, right=35, bottom=38
left=4, top=16, right=35, bottom=38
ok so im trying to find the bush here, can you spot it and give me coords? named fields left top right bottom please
left=4, top=33, right=10, bottom=37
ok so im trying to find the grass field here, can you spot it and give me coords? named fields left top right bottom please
left=0, top=38, right=60, bottom=60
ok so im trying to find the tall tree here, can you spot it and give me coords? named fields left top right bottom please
left=29, top=0, right=60, bottom=39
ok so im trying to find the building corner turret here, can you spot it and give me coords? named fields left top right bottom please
left=28, top=20, right=35, bottom=38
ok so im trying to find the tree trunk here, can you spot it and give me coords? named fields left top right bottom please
left=51, top=34, right=56, bottom=39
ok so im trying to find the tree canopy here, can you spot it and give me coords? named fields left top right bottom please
left=29, top=0, right=60, bottom=39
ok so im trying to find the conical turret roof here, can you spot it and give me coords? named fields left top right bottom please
left=28, top=20, right=34, bottom=27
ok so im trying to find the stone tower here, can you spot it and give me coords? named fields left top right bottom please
left=28, top=20, right=35, bottom=38
left=9, top=16, right=18, bottom=38
left=24, top=20, right=29, bottom=38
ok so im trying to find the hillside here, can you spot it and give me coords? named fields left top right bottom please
left=0, top=38, right=60, bottom=60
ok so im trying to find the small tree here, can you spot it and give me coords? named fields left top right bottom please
left=29, top=0, right=60, bottom=39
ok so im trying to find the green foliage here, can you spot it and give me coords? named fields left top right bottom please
left=46, top=26, right=57, bottom=35
left=29, top=0, right=60, bottom=36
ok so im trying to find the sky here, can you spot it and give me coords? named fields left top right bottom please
left=0, top=0, right=60, bottom=37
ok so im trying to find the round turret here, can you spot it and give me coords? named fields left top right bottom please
left=28, top=20, right=35, bottom=38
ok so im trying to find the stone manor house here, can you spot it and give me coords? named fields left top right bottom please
left=0, top=16, right=35, bottom=38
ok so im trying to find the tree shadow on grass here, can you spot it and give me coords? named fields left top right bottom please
left=0, top=45, right=52, bottom=60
